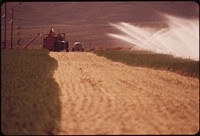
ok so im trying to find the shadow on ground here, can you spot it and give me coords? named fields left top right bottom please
left=1, top=49, right=61, bottom=135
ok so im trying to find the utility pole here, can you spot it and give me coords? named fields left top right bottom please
left=10, top=8, right=14, bottom=49
left=4, top=2, right=7, bottom=48
left=17, top=26, right=21, bottom=48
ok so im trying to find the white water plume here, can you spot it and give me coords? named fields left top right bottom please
left=108, top=14, right=199, bottom=61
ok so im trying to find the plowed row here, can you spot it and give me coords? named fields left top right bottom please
left=50, top=52, right=199, bottom=135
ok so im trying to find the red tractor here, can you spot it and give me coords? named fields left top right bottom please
left=43, top=28, right=69, bottom=52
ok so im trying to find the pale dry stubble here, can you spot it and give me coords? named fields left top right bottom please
left=50, top=52, right=199, bottom=135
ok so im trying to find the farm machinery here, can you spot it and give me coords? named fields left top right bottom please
left=43, top=28, right=69, bottom=52
left=22, top=28, right=85, bottom=52
left=72, top=42, right=84, bottom=52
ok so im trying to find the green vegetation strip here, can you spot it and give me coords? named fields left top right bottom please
left=93, top=50, right=199, bottom=79
left=1, top=49, right=61, bottom=135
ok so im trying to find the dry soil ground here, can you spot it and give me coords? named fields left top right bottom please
left=49, top=52, right=199, bottom=135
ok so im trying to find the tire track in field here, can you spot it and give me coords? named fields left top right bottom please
left=50, top=52, right=199, bottom=135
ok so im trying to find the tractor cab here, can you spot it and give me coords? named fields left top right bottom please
left=43, top=28, right=69, bottom=52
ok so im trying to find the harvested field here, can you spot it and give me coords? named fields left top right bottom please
left=50, top=52, right=199, bottom=135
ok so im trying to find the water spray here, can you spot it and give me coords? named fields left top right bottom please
left=108, top=13, right=199, bottom=61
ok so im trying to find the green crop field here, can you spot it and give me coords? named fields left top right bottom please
left=1, top=49, right=61, bottom=135
left=93, top=50, right=199, bottom=79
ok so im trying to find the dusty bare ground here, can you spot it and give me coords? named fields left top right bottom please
left=49, top=52, right=199, bottom=135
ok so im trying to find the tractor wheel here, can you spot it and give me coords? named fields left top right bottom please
left=57, top=46, right=61, bottom=52
left=55, top=43, right=61, bottom=52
